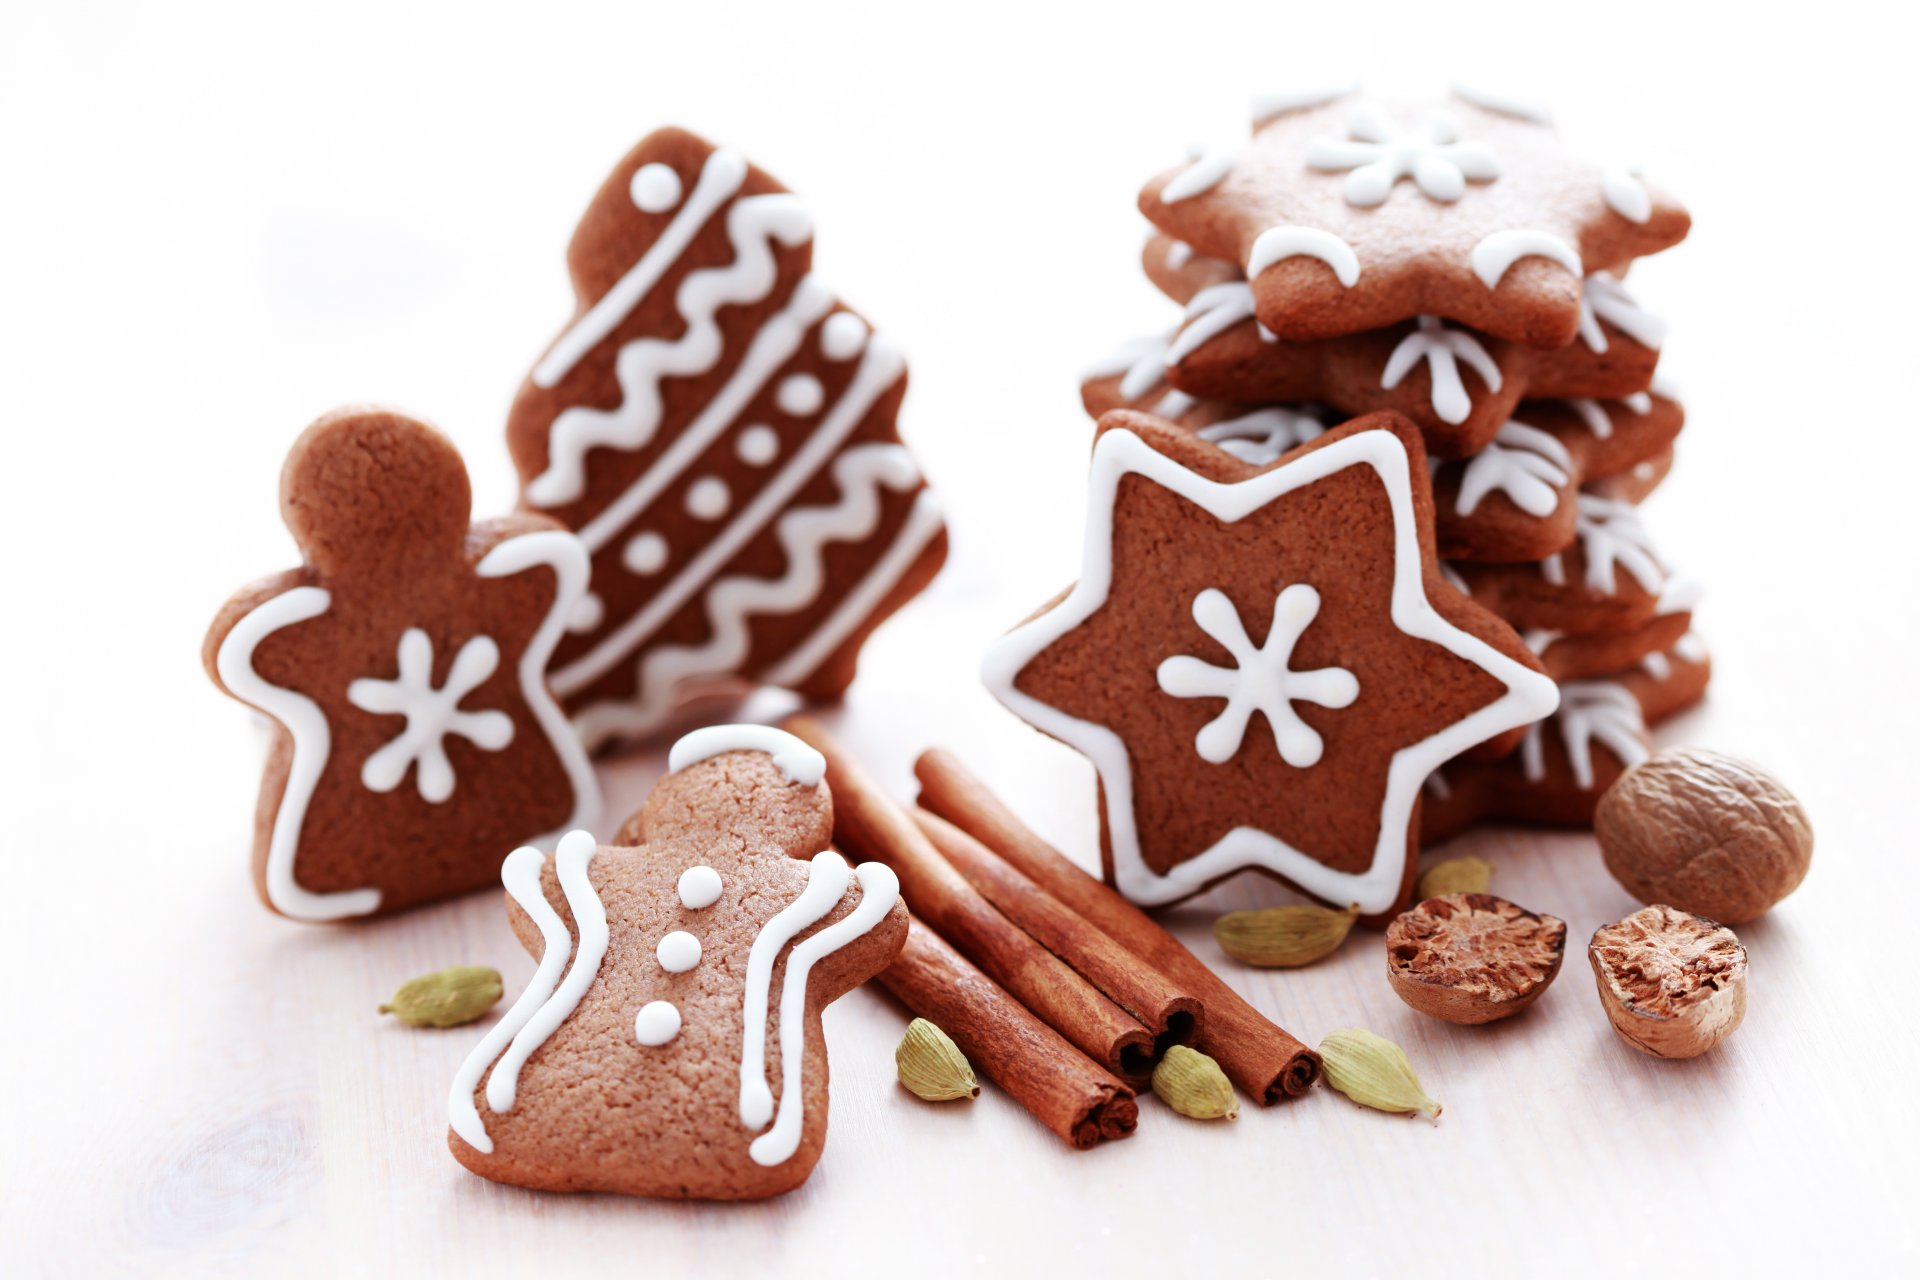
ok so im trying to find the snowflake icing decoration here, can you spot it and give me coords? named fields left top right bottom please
left=1380, top=315, right=1504, bottom=424
left=1156, top=585, right=1360, bottom=767
left=348, top=629, right=516, bottom=803
left=1306, top=105, right=1501, bottom=207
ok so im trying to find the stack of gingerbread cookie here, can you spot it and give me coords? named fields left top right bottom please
left=1078, top=86, right=1709, bottom=850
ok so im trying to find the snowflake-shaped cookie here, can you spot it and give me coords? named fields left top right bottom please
left=982, top=411, right=1556, bottom=913
left=1140, top=89, right=1689, bottom=348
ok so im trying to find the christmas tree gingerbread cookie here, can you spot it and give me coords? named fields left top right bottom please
left=507, top=127, right=948, bottom=749
left=447, top=725, right=907, bottom=1200
left=983, top=409, right=1559, bottom=916
left=204, top=408, right=600, bottom=921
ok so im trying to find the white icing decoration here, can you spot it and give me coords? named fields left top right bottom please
left=582, top=446, right=928, bottom=738
left=1161, top=147, right=1238, bottom=203
left=1540, top=552, right=1567, bottom=587
left=981, top=426, right=1560, bottom=913
left=214, top=587, right=382, bottom=921
left=1641, top=651, right=1672, bottom=680
left=1195, top=407, right=1326, bottom=466
left=623, top=531, right=669, bottom=575
left=1562, top=397, right=1613, bottom=440
left=1471, top=229, right=1582, bottom=290
left=629, top=163, right=684, bottom=214
left=819, top=312, right=869, bottom=361
left=527, top=172, right=815, bottom=505
left=1563, top=496, right=1665, bottom=594
left=738, top=852, right=850, bottom=1129
left=736, top=424, right=780, bottom=466
left=1439, top=562, right=1470, bottom=594
left=1164, top=240, right=1195, bottom=270
left=685, top=476, right=731, bottom=521
left=1380, top=316, right=1503, bottom=426
left=656, top=930, right=702, bottom=973
left=533, top=149, right=750, bottom=391
left=1674, top=631, right=1709, bottom=663
left=1423, top=770, right=1453, bottom=801
left=1167, top=284, right=1257, bottom=368
left=1305, top=105, right=1499, bottom=206
left=1622, top=391, right=1653, bottom=414
left=746, top=858, right=901, bottom=1167
left=1520, top=682, right=1647, bottom=789
left=777, top=373, right=825, bottom=417
left=1247, top=225, right=1361, bottom=287
left=667, top=724, right=826, bottom=787
left=568, top=591, right=605, bottom=634
left=1449, top=84, right=1553, bottom=123
left=1656, top=574, right=1704, bottom=616
left=634, top=1001, right=682, bottom=1047
left=347, top=631, right=514, bottom=803
left=1251, top=82, right=1359, bottom=126
left=1602, top=167, right=1653, bottom=224
left=448, top=844, right=575, bottom=1153
left=1156, top=585, right=1360, bottom=768
left=1454, top=421, right=1572, bottom=518
left=678, top=865, right=724, bottom=910
left=1522, top=627, right=1562, bottom=655
left=1578, top=274, right=1667, bottom=354
left=551, top=328, right=904, bottom=700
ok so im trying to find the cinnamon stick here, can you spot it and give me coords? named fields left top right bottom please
left=915, top=808, right=1204, bottom=1058
left=915, top=748, right=1322, bottom=1104
left=880, top=921, right=1137, bottom=1149
left=783, top=716, right=1157, bottom=1085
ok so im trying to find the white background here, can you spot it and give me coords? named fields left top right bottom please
left=3, top=1, right=1915, bottom=1275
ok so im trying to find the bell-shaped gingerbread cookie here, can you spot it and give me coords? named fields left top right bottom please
left=447, top=726, right=907, bottom=1200
left=204, top=408, right=600, bottom=921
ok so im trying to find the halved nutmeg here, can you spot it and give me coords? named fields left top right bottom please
left=1385, top=894, right=1567, bottom=1025
left=1589, top=905, right=1746, bottom=1059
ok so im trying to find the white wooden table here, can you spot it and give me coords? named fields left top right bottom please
left=4, top=2, right=1913, bottom=1274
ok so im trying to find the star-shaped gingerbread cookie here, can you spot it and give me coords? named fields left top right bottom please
left=1140, top=89, right=1689, bottom=347
left=982, top=410, right=1558, bottom=914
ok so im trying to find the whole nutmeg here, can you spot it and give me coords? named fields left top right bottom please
left=1595, top=747, right=1811, bottom=924
left=1589, top=905, right=1746, bottom=1059
left=1385, top=894, right=1567, bottom=1025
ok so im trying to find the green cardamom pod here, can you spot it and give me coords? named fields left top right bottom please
left=379, top=965, right=504, bottom=1028
left=1151, top=1044, right=1238, bottom=1120
left=1214, top=903, right=1358, bottom=967
left=1416, top=856, right=1493, bottom=902
left=1318, top=1028, right=1442, bottom=1118
left=895, top=1018, right=978, bottom=1102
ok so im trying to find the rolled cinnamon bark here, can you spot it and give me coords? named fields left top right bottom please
left=880, top=921, right=1138, bottom=1149
left=915, top=808, right=1204, bottom=1057
left=783, top=716, right=1157, bottom=1085
left=915, top=748, right=1322, bottom=1103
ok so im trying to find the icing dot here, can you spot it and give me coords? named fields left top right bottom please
left=685, top=476, right=730, bottom=520
left=678, top=865, right=724, bottom=910
left=629, top=163, right=683, bottom=213
left=568, top=591, right=605, bottom=634
left=634, top=1001, right=682, bottom=1046
left=735, top=425, right=779, bottom=466
left=657, top=931, right=702, bottom=973
left=623, top=532, right=669, bottom=575
left=776, top=374, right=825, bottom=416
left=820, top=312, right=869, bottom=361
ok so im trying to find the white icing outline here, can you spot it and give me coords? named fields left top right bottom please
left=981, top=427, right=1558, bottom=912
left=1248, top=225, right=1361, bottom=288
left=738, top=852, right=851, bottom=1129
left=1471, top=229, right=1582, bottom=290
left=667, top=724, right=826, bottom=787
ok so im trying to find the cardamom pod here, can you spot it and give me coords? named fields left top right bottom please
left=1214, top=903, right=1358, bottom=967
left=378, top=965, right=503, bottom=1028
left=1416, top=856, right=1493, bottom=901
left=1151, top=1044, right=1238, bottom=1121
left=1317, top=1028, right=1442, bottom=1119
left=895, top=1018, right=978, bottom=1102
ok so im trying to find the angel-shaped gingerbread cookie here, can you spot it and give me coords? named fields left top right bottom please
left=205, top=408, right=599, bottom=921
left=448, top=726, right=907, bottom=1200
left=1140, top=88, right=1689, bottom=347
left=507, top=127, right=947, bottom=750
left=983, top=409, right=1559, bottom=916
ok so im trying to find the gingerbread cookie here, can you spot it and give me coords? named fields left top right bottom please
left=506, top=128, right=948, bottom=750
left=1140, top=89, right=1689, bottom=347
left=1422, top=633, right=1710, bottom=843
left=1146, top=238, right=1665, bottom=458
left=1450, top=493, right=1680, bottom=633
left=205, top=409, right=600, bottom=921
left=449, top=725, right=907, bottom=1200
left=983, top=409, right=1558, bottom=915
